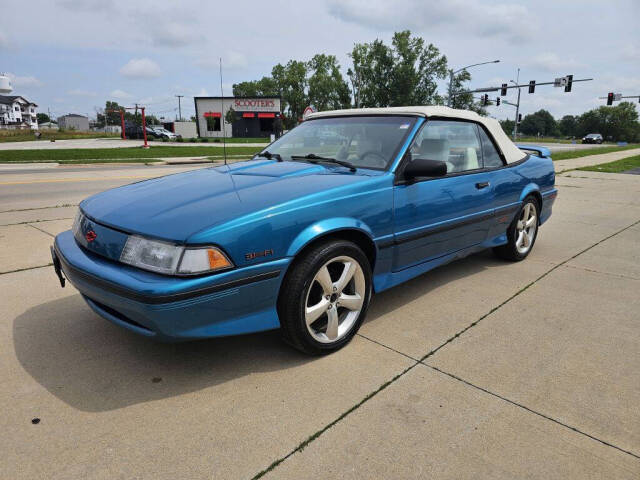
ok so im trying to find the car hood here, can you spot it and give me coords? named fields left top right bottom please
left=81, top=160, right=379, bottom=242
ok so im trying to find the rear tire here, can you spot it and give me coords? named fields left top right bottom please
left=278, top=240, right=372, bottom=355
left=493, top=195, right=540, bottom=261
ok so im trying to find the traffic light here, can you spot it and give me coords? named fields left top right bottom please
left=496, top=97, right=501, bottom=106
left=517, top=114, right=522, bottom=124
left=481, top=94, right=489, bottom=106
left=564, top=74, right=573, bottom=92
left=500, top=83, right=507, bottom=96
left=528, top=80, right=536, bottom=94
left=607, top=92, right=614, bottom=105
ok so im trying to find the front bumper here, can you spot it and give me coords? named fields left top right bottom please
left=52, top=230, right=289, bottom=340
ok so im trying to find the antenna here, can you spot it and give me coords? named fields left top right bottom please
left=219, top=57, right=227, bottom=166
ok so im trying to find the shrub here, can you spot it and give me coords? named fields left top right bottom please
left=176, top=137, right=184, bottom=142
left=189, top=137, right=197, bottom=143
left=200, top=137, right=209, bottom=143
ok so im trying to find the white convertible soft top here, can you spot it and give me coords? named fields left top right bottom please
left=306, top=106, right=527, bottom=165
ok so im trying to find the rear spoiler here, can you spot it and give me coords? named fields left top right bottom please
left=517, top=144, right=551, bottom=158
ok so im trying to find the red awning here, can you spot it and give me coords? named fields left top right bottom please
left=242, top=113, right=254, bottom=118
left=204, top=112, right=221, bottom=118
left=258, top=113, right=275, bottom=118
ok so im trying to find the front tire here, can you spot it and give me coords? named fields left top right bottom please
left=278, top=240, right=372, bottom=355
left=493, top=196, right=540, bottom=261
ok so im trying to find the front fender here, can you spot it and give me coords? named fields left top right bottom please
left=286, top=217, right=375, bottom=257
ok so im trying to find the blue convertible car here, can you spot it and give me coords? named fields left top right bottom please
left=52, top=107, right=557, bottom=354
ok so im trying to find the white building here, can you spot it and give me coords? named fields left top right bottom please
left=0, top=95, right=38, bottom=129
left=58, top=114, right=89, bottom=131
left=194, top=96, right=281, bottom=138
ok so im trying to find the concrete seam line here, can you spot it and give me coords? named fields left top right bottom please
left=27, top=223, right=55, bottom=238
left=562, top=263, right=640, bottom=282
left=0, top=217, right=73, bottom=227
left=0, top=263, right=53, bottom=275
left=250, top=361, right=421, bottom=480
left=251, top=218, right=640, bottom=479
left=422, top=364, right=640, bottom=461
left=419, top=217, right=640, bottom=363
left=0, top=203, right=77, bottom=214
left=356, top=333, right=420, bottom=362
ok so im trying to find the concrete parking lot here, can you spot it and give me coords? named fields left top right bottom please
left=1, top=159, right=639, bottom=478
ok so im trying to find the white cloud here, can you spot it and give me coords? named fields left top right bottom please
left=119, top=58, right=161, bottom=79
left=110, top=89, right=133, bottom=100
left=195, top=51, right=248, bottom=71
left=0, top=30, right=9, bottom=50
left=530, top=53, right=584, bottom=73
left=151, top=21, right=200, bottom=47
left=7, top=73, right=43, bottom=87
left=67, top=89, right=97, bottom=97
left=620, top=44, right=640, bottom=63
left=327, top=0, right=535, bottom=43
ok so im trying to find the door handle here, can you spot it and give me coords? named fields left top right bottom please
left=476, top=181, right=490, bottom=189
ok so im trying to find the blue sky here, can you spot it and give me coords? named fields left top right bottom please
left=2, top=0, right=638, bottom=122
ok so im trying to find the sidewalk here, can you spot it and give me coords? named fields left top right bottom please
left=554, top=148, right=640, bottom=172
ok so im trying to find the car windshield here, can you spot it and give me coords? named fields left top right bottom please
left=587, top=134, right=600, bottom=138
left=259, top=116, right=417, bottom=170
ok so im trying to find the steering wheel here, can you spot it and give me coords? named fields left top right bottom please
left=359, top=151, right=387, bottom=168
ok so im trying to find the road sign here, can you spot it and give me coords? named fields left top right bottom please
left=614, top=93, right=623, bottom=101
left=554, top=77, right=567, bottom=87
left=302, top=105, right=316, bottom=120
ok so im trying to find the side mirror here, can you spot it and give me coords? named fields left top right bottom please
left=403, top=158, right=447, bottom=181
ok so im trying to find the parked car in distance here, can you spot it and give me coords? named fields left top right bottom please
left=151, top=126, right=180, bottom=140
left=51, top=106, right=557, bottom=355
left=582, top=133, right=603, bottom=144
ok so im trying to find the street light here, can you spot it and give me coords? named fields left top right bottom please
left=447, top=59, right=500, bottom=107
left=511, top=68, right=521, bottom=139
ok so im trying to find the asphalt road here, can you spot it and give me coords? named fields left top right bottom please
left=0, top=137, right=612, bottom=152
left=1, top=159, right=639, bottom=478
left=0, top=138, right=268, bottom=150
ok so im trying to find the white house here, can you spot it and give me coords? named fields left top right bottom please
left=0, top=95, right=38, bottom=129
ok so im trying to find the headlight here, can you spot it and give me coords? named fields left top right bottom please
left=120, top=235, right=233, bottom=275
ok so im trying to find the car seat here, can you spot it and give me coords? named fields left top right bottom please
left=417, top=138, right=451, bottom=172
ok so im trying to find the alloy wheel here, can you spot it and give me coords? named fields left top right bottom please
left=515, top=202, right=538, bottom=254
left=304, top=255, right=366, bottom=343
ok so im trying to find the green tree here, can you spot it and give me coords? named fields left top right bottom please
left=232, top=77, right=279, bottom=97
left=499, top=119, right=515, bottom=136
left=307, top=54, right=351, bottom=111
left=520, top=109, right=558, bottom=137
left=348, top=31, right=447, bottom=108
left=348, top=39, right=394, bottom=107
left=36, top=113, right=50, bottom=124
left=577, top=102, right=639, bottom=141
left=225, top=107, right=237, bottom=126
left=558, top=115, right=578, bottom=138
left=272, top=60, right=308, bottom=129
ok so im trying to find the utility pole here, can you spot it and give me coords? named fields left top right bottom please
left=175, top=95, right=184, bottom=121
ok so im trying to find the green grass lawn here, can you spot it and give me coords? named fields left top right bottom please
left=0, top=146, right=262, bottom=163
left=551, top=144, right=640, bottom=161
left=577, top=155, right=640, bottom=173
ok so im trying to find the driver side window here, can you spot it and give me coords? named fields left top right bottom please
left=409, top=120, right=482, bottom=174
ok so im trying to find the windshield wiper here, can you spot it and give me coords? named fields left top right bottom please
left=255, top=150, right=282, bottom=161
left=291, top=153, right=356, bottom=172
